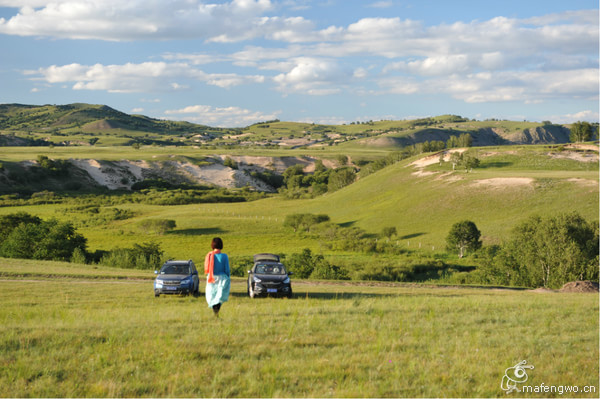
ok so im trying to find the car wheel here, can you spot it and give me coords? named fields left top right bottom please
left=248, top=282, right=255, bottom=298
left=287, top=290, right=293, bottom=299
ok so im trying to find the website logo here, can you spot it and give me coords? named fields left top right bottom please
left=501, top=360, right=534, bottom=394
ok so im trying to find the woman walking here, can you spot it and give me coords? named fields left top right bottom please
left=204, top=237, right=230, bottom=316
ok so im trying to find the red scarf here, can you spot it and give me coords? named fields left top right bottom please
left=204, top=249, right=221, bottom=283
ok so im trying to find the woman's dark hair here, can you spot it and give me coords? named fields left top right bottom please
left=211, top=237, right=224, bottom=250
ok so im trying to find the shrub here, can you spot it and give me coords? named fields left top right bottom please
left=482, top=213, right=599, bottom=288
left=136, top=219, right=177, bottom=235
left=70, top=247, right=87, bottom=264
left=382, top=226, right=397, bottom=239
left=0, top=214, right=87, bottom=261
left=99, top=242, right=164, bottom=270
left=283, top=213, right=330, bottom=233
left=446, top=220, right=482, bottom=258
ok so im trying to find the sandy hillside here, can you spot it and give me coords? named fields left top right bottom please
left=69, top=155, right=334, bottom=192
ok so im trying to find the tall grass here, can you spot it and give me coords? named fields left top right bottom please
left=0, top=272, right=597, bottom=397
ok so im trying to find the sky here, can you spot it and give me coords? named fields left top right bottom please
left=0, top=0, right=598, bottom=127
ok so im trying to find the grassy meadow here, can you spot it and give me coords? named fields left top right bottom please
left=1, top=107, right=598, bottom=398
left=0, top=260, right=598, bottom=397
left=1, top=145, right=595, bottom=265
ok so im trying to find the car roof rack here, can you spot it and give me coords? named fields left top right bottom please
left=254, top=253, right=280, bottom=263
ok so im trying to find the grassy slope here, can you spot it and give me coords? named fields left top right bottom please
left=0, top=103, right=227, bottom=146
left=307, top=146, right=598, bottom=248
left=1, top=145, right=596, bottom=263
left=2, top=104, right=583, bottom=149
left=0, top=263, right=597, bottom=397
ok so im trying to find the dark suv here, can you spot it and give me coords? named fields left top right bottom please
left=247, top=253, right=293, bottom=298
left=154, top=260, right=199, bottom=297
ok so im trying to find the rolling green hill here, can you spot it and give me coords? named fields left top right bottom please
left=305, top=146, right=598, bottom=248
left=0, top=103, right=230, bottom=146
left=1, top=103, right=596, bottom=148
left=3, top=145, right=595, bottom=266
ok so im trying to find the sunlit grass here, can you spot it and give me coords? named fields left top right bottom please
left=0, top=272, right=597, bottom=397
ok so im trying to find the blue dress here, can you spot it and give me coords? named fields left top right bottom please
left=205, top=252, right=231, bottom=308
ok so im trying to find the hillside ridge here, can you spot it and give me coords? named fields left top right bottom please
left=0, top=103, right=596, bottom=148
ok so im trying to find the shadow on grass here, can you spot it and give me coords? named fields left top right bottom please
left=171, top=227, right=227, bottom=236
left=478, top=161, right=513, bottom=169
left=399, top=232, right=426, bottom=240
left=338, top=220, right=357, bottom=228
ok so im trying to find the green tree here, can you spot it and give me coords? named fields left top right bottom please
left=500, top=213, right=598, bottom=288
left=458, top=133, right=473, bottom=147
left=0, top=218, right=87, bottom=261
left=382, top=226, right=397, bottom=239
left=0, top=212, right=42, bottom=241
left=137, top=219, right=177, bottom=235
left=282, top=164, right=305, bottom=189
left=449, top=152, right=463, bottom=170
left=223, top=157, right=238, bottom=169
left=446, top=220, right=482, bottom=258
left=283, top=214, right=304, bottom=232
left=327, top=167, right=356, bottom=192
left=462, top=154, right=480, bottom=172
left=287, top=248, right=317, bottom=278
left=337, top=154, right=348, bottom=166
left=569, top=121, right=593, bottom=143
left=284, top=213, right=330, bottom=233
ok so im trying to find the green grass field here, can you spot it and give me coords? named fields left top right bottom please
left=0, top=260, right=597, bottom=397
left=0, top=146, right=596, bottom=266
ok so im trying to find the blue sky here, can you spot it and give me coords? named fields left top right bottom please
left=0, top=0, right=597, bottom=127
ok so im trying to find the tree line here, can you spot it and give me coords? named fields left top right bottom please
left=0, top=212, right=165, bottom=269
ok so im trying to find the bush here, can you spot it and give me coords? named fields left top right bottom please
left=446, top=220, right=482, bottom=258
left=99, top=242, right=164, bottom=270
left=229, top=256, right=253, bottom=277
left=284, top=213, right=330, bottom=233
left=136, top=219, right=177, bottom=235
left=223, top=157, right=238, bottom=169
left=70, top=247, right=87, bottom=264
left=0, top=213, right=87, bottom=261
left=481, top=213, right=599, bottom=288
left=285, top=248, right=349, bottom=280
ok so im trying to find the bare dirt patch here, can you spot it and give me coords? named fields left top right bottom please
left=410, top=149, right=468, bottom=168
left=567, top=178, right=598, bottom=189
left=531, top=287, right=556, bottom=293
left=472, top=177, right=534, bottom=188
left=559, top=281, right=599, bottom=293
left=548, top=151, right=599, bottom=163
left=564, top=144, right=599, bottom=152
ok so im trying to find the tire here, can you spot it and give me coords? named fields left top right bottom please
left=248, top=282, right=255, bottom=299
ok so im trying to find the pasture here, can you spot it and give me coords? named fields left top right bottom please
left=0, top=260, right=597, bottom=397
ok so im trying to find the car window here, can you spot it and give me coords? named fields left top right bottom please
left=161, top=264, right=190, bottom=274
left=255, top=264, right=286, bottom=275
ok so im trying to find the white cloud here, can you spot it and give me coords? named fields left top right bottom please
left=9, top=3, right=598, bottom=108
left=131, top=107, right=144, bottom=113
left=0, top=0, right=275, bottom=41
left=273, top=57, right=348, bottom=95
left=548, top=110, right=600, bottom=124
left=165, top=104, right=280, bottom=127
left=377, top=68, right=599, bottom=103
left=25, top=61, right=265, bottom=92
left=353, top=67, right=368, bottom=79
